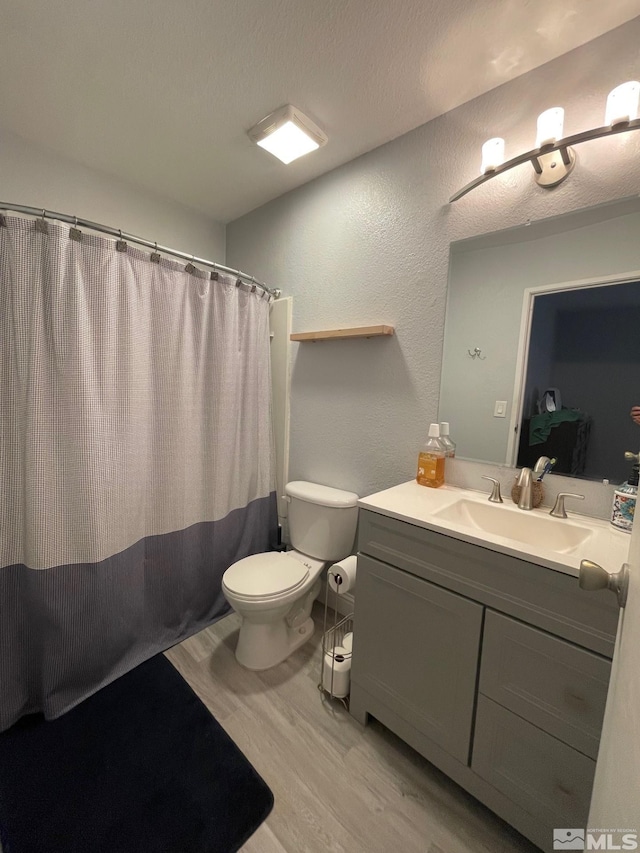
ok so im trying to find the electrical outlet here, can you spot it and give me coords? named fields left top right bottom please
left=494, top=400, right=507, bottom=418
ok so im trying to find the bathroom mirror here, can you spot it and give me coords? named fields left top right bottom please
left=439, top=197, right=640, bottom=484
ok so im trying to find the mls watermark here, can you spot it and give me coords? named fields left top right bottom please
left=553, top=829, right=638, bottom=850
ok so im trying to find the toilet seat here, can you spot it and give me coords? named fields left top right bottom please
left=223, top=552, right=310, bottom=601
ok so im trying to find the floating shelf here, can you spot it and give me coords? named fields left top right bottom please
left=290, top=325, right=394, bottom=343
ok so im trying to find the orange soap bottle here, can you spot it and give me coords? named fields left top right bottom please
left=416, top=423, right=446, bottom=488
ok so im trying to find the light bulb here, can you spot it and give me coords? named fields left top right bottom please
left=480, top=138, right=505, bottom=174
left=605, top=82, right=640, bottom=126
left=256, top=121, right=319, bottom=164
left=536, top=108, right=564, bottom=147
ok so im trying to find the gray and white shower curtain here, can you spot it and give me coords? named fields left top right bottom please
left=0, top=214, right=277, bottom=731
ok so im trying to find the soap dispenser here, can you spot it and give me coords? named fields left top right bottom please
left=611, top=451, right=639, bottom=533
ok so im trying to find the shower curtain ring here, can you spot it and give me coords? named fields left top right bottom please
left=69, top=215, right=82, bottom=242
left=35, top=209, right=49, bottom=234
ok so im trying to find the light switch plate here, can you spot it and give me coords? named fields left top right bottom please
left=494, top=400, right=507, bottom=418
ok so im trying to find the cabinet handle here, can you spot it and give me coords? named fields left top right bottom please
left=566, top=690, right=586, bottom=704
left=579, top=560, right=629, bottom=608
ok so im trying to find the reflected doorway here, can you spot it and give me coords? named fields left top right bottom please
left=516, top=279, right=640, bottom=483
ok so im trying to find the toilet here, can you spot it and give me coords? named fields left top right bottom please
left=222, top=480, right=359, bottom=670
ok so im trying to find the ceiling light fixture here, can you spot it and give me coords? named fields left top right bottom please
left=248, top=105, right=327, bottom=165
left=450, top=81, right=640, bottom=202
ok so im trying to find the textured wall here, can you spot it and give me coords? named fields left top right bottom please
left=227, top=21, right=640, bottom=500
left=0, top=126, right=226, bottom=261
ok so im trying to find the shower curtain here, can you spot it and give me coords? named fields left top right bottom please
left=0, top=214, right=277, bottom=732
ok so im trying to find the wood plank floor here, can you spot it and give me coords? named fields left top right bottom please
left=165, top=603, right=540, bottom=853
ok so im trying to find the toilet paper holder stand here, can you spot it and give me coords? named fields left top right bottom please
left=318, top=568, right=354, bottom=709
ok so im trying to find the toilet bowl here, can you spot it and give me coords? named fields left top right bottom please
left=222, top=550, right=325, bottom=670
left=222, top=481, right=359, bottom=670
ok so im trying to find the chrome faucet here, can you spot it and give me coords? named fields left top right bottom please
left=516, top=467, right=534, bottom=510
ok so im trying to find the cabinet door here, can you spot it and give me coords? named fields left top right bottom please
left=352, top=554, right=483, bottom=764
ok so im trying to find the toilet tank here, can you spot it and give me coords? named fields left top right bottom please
left=285, top=481, right=359, bottom=561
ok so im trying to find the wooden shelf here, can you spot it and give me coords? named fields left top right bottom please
left=290, top=325, right=394, bottom=343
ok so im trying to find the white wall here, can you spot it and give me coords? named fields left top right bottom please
left=0, top=126, right=225, bottom=261
left=226, top=20, right=640, bottom=500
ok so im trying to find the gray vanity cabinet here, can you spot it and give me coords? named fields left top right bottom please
left=350, top=509, right=620, bottom=852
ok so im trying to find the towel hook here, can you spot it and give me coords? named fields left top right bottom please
left=467, top=347, right=486, bottom=360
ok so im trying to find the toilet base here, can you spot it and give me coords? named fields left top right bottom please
left=235, top=616, right=315, bottom=671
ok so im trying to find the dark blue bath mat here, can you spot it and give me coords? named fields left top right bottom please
left=0, top=654, right=273, bottom=853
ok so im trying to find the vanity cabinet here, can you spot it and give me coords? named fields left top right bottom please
left=350, top=509, right=620, bottom=853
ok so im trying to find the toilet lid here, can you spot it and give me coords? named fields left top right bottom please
left=223, top=552, right=310, bottom=598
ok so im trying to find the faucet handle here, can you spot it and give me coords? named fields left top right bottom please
left=482, top=476, right=503, bottom=503
left=550, top=492, right=585, bottom=519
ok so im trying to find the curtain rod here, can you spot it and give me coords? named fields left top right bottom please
left=0, top=202, right=280, bottom=299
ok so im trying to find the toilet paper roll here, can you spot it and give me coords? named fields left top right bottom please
left=342, top=632, right=353, bottom=652
left=327, top=555, right=357, bottom=594
left=322, top=646, right=351, bottom=698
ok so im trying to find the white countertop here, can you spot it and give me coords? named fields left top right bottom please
left=358, top=480, right=630, bottom=578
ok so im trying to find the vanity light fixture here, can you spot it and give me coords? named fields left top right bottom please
left=248, top=105, right=327, bottom=165
left=451, top=81, right=640, bottom=202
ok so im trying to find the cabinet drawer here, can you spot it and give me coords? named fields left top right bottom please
left=479, top=610, right=610, bottom=759
left=472, top=696, right=595, bottom=829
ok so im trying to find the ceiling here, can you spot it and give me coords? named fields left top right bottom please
left=1, top=0, right=638, bottom=223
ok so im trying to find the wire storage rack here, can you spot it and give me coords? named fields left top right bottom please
left=318, top=567, right=354, bottom=708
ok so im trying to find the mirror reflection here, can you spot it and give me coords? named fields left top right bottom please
left=516, top=281, right=640, bottom=483
left=440, top=198, right=640, bottom=483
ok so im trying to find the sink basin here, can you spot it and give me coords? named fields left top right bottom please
left=432, top=499, right=592, bottom=554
